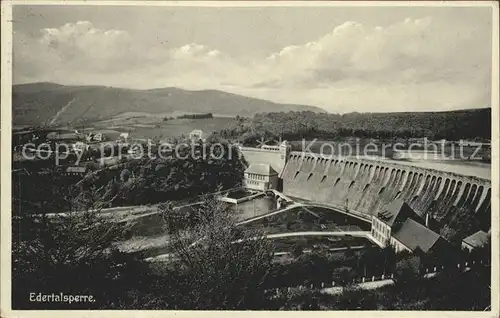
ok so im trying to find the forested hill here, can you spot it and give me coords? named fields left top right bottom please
left=220, top=108, right=491, bottom=142
left=12, top=82, right=490, bottom=141
left=12, top=83, right=325, bottom=126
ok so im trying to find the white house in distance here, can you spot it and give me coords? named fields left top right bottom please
left=189, top=129, right=204, bottom=142
left=244, top=163, right=279, bottom=191
left=118, top=132, right=130, bottom=143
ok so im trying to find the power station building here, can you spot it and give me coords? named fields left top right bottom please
left=241, top=140, right=291, bottom=191
left=244, top=163, right=279, bottom=191
left=371, top=200, right=448, bottom=254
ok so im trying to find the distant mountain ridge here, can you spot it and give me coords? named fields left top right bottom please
left=12, top=82, right=325, bottom=126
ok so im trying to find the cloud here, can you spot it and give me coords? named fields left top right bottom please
left=247, top=16, right=491, bottom=111
left=172, top=43, right=224, bottom=60
left=13, top=18, right=491, bottom=113
left=14, top=21, right=138, bottom=81
left=39, top=21, right=132, bottom=62
left=259, top=17, right=487, bottom=87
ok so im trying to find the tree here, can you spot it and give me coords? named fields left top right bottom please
left=120, top=168, right=131, bottom=182
left=292, top=243, right=304, bottom=259
left=11, top=192, right=150, bottom=309
left=394, top=252, right=422, bottom=287
left=332, top=266, right=356, bottom=286
left=220, top=109, right=491, bottom=146
left=345, top=245, right=355, bottom=258
left=158, top=199, right=275, bottom=309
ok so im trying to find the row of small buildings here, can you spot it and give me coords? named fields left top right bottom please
left=370, top=200, right=449, bottom=254
left=370, top=200, right=489, bottom=255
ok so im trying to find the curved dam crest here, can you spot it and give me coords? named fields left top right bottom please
left=280, top=152, right=491, bottom=231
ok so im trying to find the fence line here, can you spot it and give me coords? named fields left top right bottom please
left=266, top=258, right=490, bottom=294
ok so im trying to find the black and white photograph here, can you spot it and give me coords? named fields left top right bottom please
left=1, top=1, right=498, bottom=314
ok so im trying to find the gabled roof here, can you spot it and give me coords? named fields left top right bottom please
left=463, top=230, right=489, bottom=248
left=377, top=200, right=417, bottom=227
left=392, top=218, right=441, bottom=253
left=245, top=163, right=278, bottom=176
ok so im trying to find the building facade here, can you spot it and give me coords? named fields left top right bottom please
left=371, top=215, right=392, bottom=247
left=238, top=140, right=291, bottom=177
left=370, top=200, right=447, bottom=254
left=244, top=163, right=279, bottom=191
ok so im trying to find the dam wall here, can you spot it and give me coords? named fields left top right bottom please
left=281, top=152, right=491, bottom=230
left=239, top=144, right=290, bottom=175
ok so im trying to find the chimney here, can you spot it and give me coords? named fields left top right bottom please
left=425, top=213, right=429, bottom=227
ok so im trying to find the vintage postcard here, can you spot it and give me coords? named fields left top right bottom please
left=1, top=1, right=499, bottom=317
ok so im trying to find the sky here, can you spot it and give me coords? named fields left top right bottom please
left=12, top=4, right=493, bottom=113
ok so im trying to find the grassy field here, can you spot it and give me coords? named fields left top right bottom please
left=89, top=115, right=235, bottom=140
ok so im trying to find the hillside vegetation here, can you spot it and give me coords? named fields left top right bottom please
left=220, top=108, right=491, bottom=143
left=13, top=83, right=490, bottom=142
left=12, top=83, right=324, bottom=126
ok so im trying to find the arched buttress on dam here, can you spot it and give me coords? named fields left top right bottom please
left=281, top=152, right=491, bottom=231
